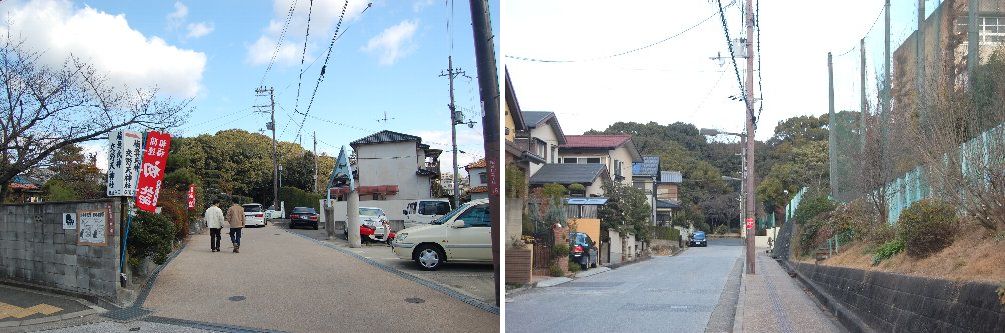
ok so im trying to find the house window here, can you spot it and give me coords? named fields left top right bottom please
left=479, top=172, right=487, bottom=184
left=956, top=16, right=1005, bottom=43
left=551, top=146, right=558, bottom=163
left=563, top=158, right=578, bottom=164
left=585, top=157, right=601, bottom=164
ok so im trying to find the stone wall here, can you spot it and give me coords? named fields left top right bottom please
left=0, top=199, right=122, bottom=301
left=793, top=262, right=1005, bottom=332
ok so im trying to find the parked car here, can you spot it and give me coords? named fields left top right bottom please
left=569, top=232, right=599, bottom=270
left=402, top=199, right=452, bottom=229
left=265, top=205, right=284, bottom=219
left=242, top=203, right=266, bottom=227
left=391, top=198, right=491, bottom=270
left=689, top=231, right=707, bottom=247
left=344, top=207, right=394, bottom=243
left=288, top=207, right=319, bottom=230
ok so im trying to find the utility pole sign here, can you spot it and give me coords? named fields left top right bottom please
left=135, top=131, right=172, bottom=213
left=106, top=130, right=143, bottom=197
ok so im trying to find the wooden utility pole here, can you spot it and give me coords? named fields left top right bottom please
left=440, top=56, right=465, bottom=208
left=828, top=52, right=836, bottom=199
left=743, top=0, right=756, bottom=275
left=256, top=86, right=279, bottom=210
left=468, top=0, right=500, bottom=306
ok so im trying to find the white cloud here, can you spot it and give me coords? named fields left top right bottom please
left=362, top=19, right=419, bottom=66
left=166, top=1, right=188, bottom=30
left=80, top=142, right=109, bottom=173
left=0, top=0, right=206, bottom=98
left=186, top=22, right=214, bottom=38
left=413, top=0, right=435, bottom=12
left=249, top=0, right=372, bottom=66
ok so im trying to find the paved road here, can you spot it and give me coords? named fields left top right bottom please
left=505, top=239, right=743, bottom=333
left=278, top=220, right=496, bottom=304
left=141, top=223, right=498, bottom=332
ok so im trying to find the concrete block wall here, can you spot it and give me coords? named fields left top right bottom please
left=794, top=262, right=1005, bottom=332
left=0, top=199, right=122, bottom=300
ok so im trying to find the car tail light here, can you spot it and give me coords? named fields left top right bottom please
left=309, top=215, right=318, bottom=221
left=573, top=245, right=583, bottom=254
left=255, top=213, right=263, bottom=218
left=290, top=214, right=299, bottom=219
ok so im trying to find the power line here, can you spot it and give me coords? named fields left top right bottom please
left=716, top=0, right=749, bottom=121
left=259, top=0, right=299, bottom=86
left=755, top=0, right=764, bottom=127
left=290, top=0, right=315, bottom=135
left=294, top=1, right=372, bottom=144
left=505, top=4, right=732, bottom=63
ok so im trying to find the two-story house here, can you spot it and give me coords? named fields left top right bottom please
left=632, top=156, right=660, bottom=225
left=558, top=134, right=642, bottom=185
left=656, top=171, right=683, bottom=225
left=350, top=130, right=442, bottom=201
left=465, top=158, right=488, bottom=200
left=517, top=111, right=566, bottom=176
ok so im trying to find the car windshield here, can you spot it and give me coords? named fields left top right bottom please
left=694, top=232, right=706, bottom=240
left=242, top=205, right=262, bottom=212
left=359, top=208, right=383, bottom=216
left=292, top=208, right=316, bottom=214
left=430, top=203, right=469, bottom=225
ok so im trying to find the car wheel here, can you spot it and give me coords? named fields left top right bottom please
left=415, top=245, right=444, bottom=271
left=312, top=223, right=318, bottom=230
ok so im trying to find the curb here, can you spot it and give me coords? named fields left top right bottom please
left=705, top=257, right=742, bottom=333
left=0, top=284, right=106, bottom=331
left=780, top=260, right=874, bottom=333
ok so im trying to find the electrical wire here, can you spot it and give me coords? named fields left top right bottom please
left=294, top=1, right=372, bottom=144
left=291, top=0, right=315, bottom=126
left=259, top=0, right=299, bottom=86
left=716, top=0, right=748, bottom=120
left=505, top=4, right=731, bottom=63
left=755, top=0, right=764, bottom=128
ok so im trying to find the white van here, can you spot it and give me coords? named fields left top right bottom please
left=402, top=199, right=452, bottom=229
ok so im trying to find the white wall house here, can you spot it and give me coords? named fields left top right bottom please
left=558, top=135, right=643, bottom=186
left=465, top=158, right=488, bottom=200
left=517, top=111, right=566, bottom=176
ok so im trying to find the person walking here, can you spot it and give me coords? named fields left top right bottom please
left=225, top=201, right=246, bottom=253
left=204, top=199, right=225, bottom=252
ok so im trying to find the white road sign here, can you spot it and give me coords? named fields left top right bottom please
left=107, top=130, right=143, bottom=196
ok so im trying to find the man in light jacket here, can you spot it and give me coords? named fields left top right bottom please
left=204, top=199, right=225, bottom=252
left=225, top=202, right=246, bottom=253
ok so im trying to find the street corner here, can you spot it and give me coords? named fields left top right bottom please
left=574, top=266, right=611, bottom=278
left=0, top=284, right=103, bottom=328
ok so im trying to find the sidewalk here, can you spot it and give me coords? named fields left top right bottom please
left=0, top=284, right=103, bottom=329
left=734, top=249, right=844, bottom=333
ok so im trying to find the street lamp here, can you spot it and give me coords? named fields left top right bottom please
left=701, top=127, right=753, bottom=273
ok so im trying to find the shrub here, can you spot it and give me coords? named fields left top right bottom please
left=279, top=186, right=321, bottom=214
left=871, top=239, right=904, bottom=265
left=695, top=221, right=711, bottom=233
left=650, top=226, right=680, bottom=240
left=799, top=217, right=828, bottom=256
left=505, top=165, right=527, bottom=198
left=567, top=183, right=586, bottom=196
left=714, top=224, right=729, bottom=235
left=568, top=260, right=582, bottom=273
left=128, top=211, right=177, bottom=270
left=552, top=243, right=570, bottom=257
left=549, top=263, right=564, bottom=277
left=793, top=190, right=837, bottom=225
left=897, top=199, right=958, bottom=258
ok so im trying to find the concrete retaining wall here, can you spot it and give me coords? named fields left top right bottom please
left=0, top=199, right=123, bottom=301
left=793, top=262, right=1005, bottom=332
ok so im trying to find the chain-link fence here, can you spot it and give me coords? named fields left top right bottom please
left=828, top=0, right=1005, bottom=226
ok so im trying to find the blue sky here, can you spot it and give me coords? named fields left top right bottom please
left=0, top=0, right=498, bottom=175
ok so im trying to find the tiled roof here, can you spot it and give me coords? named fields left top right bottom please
left=529, top=163, right=607, bottom=185
left=468, top=185, right=489, bottom=193
left=656, top=199, right=681, bottom=209
left=465, top=158, right=486, bottom=170
left=660, top=171, right=683, bottom=183
left=632, top=156, right=661, bottom=177
left=561, top=135, right=632, bottom=149
left=350, top=130, right=422, bottom=147
left=523, top=111, right=553, bottom=127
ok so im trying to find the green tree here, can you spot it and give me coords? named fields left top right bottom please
left=599, top=182, right=652, bottom=247
left=43, top=144, right=104, bottom=201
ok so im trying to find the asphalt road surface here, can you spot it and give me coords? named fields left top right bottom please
left=505, top=238, right=743, bottom=333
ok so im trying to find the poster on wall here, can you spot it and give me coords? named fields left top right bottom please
left=106, top=130, right=143, bottom=196
left=62, top=213, right=77, bottom=230
left=77, top=209, right=109, bottom=246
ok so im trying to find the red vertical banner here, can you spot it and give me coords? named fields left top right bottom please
left=135, top=131, right=172, bottom=212
left=187, top=184, right=196, bottom=209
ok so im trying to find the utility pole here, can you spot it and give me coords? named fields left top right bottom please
left=440, top=56, right=465, bottom=208
left=468, top=0, right=500, bottom=306
left=743, top=0, right=757, bottom=275
left=256, top=86, right=279, bottom=211
left=313, top=131, right=318, bottom=193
